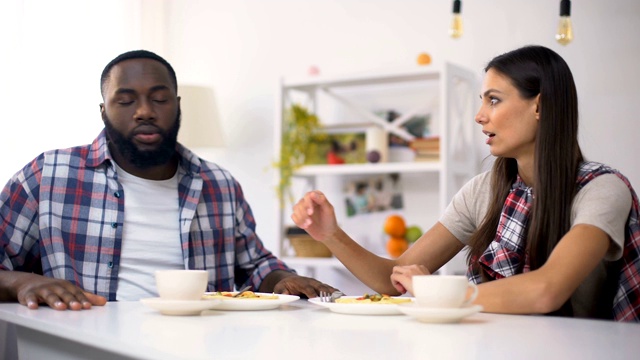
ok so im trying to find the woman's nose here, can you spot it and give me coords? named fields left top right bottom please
left=474, top=107, right=486, bottom=124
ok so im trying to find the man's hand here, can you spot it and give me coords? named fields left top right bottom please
left=2, top=271, right=107, bottom=310
left=260, top=270, right=339, bottom=299
left=273, top=275, right=340, bottom=299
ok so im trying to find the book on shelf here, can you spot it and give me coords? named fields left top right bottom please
left=410, top=136, right=440, bottom=162
left=409, top=136, right=440, bottom=150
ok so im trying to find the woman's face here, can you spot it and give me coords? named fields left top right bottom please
left=475, top=69, right=539, bottom=162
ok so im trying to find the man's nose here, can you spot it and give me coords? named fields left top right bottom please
left=134, top=98, right=156, bottom=120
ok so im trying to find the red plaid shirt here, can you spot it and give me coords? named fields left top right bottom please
left=468, top=162, right=640, bottom=321
left=0, top=130, right=292, bottom=301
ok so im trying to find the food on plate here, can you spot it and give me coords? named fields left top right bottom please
left=202, top=291, right=279, bottom=300
left=335, top=293, right=412, bottom=304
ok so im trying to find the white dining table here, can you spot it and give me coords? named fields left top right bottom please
left=1, top=299, right=639, bottom=360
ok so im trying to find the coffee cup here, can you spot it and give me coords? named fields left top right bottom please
left=155, top=270, right=208, bottom=301
left=412, top=275, right=478, bottom=308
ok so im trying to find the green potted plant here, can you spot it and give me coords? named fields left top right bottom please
left=274, top=104, right=325, bottom=207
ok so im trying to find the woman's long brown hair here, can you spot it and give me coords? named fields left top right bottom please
left=466, top=45, right=583, bottom=316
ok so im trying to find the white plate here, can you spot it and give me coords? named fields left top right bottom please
left=204, top=292, right=300, bottom=311
left=308, top=296, right=414, bottom=315
left=397, top=303, right=483, bottom=323
left=140, top=298, right=221, bottom=316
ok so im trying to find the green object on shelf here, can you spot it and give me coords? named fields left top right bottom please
left=304, top=132, right=366, bottom=165
left=274, top=104, right=326, bottom=207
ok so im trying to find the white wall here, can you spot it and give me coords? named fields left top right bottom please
left=0, top=0, right=150, bottom=178
left=1, top=0, right=639, bottom=292
left=0, top=1, right=146, bottom=358
left=161, top=0, right=640, bottom=257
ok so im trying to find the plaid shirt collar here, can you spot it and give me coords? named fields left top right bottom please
left=87, top=129, right=203, bottom=175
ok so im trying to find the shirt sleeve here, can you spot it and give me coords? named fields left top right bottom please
left=231, top=180, right=294, bottom=290
left=0, top=155, right=44, bottom=272
left=571, top=174, right=631, bottom=261
left=439, top=171, right=492, bottom=245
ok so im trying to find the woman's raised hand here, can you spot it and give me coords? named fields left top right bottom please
left=291, top=190, right=339, bottom=242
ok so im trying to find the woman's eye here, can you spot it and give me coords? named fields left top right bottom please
left=489, top=98, right=499, bottom=106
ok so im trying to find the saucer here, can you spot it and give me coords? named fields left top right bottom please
left=140, top=298, right=220, bottom=316
left=397, top=303, right=483, bottom=323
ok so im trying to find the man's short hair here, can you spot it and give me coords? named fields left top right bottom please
left=100, top=50, right=177, bottom=97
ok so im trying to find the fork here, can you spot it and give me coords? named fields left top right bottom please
left=233, top=285, right=252, bottom=298
left=319, top=290, right=344, bottom=303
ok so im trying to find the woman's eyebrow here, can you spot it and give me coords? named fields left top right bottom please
left=480, top=88, right=503, bottom=98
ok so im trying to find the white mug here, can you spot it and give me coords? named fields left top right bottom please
left=412, top=275, right=478, bottom=308
left=155, top=270, right=208, bottom=301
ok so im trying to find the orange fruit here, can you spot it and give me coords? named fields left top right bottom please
left=384, top=215, right=406, bottom=237
left=417, top=52, right=432, bottom=66
left=386, top=237, right=409, bottom=258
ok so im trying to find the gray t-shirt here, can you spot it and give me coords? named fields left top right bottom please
left=440, top=171, right=632, bottom=318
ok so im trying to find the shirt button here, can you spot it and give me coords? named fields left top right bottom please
left=107, top=261, right=113, bottom=268
left=114, top=191, right=121, bottom=198
left=111, top=222, right=118, bottom=228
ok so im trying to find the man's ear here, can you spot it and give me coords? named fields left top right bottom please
left=99, top=103, right=106, bottom=123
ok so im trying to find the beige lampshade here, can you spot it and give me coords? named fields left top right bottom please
left=177, top=85, right=225, bottom=148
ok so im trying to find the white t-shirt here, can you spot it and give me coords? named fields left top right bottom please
left=114, top=163, right=184, bottom=301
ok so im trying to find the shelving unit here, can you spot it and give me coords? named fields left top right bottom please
left=294, top=162, right=441, bottom=176
left=274, top=63, right=479, bottom=277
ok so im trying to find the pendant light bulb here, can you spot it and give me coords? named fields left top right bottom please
left=555, top=0, right=573, bottom=45
left=449, top=0, right=463, bottom=39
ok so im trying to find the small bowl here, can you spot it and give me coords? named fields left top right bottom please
left=155, top=270, right=208, bottom=301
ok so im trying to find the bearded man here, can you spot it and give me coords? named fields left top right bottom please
left=0, top=50, right=337, bottom=310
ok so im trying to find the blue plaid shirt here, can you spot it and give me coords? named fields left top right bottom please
left=0, top=130, right=293, bottom=301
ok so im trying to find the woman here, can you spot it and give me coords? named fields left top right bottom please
left=291, top=45, right=640, bottom=321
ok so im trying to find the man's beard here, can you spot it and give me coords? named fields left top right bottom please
left=103, top=109, right=181, bottom=169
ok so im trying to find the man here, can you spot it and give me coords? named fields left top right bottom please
left=0, top=50, right=337, bottom=310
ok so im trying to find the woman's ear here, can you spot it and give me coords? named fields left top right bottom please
left=534, top=94, right=541, bottom=120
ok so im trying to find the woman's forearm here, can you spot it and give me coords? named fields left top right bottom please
left=324, top=228, right=400, bottom=294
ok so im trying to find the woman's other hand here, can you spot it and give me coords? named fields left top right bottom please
left=390, top=264, right=431, bottom=295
